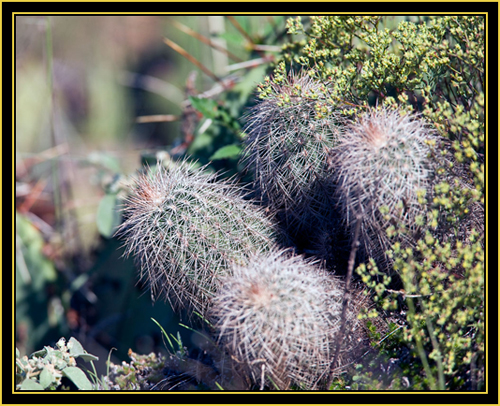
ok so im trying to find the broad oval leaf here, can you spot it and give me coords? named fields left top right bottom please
left=62, top=367, right=93, bottom=390
left=67, top=338, right=98, bottom=362
left=188, top=95, right=218, bottom=119
left=96, top=194, right=121, bottom=238
left=20, top=379, right=44, bottom=390
left=39, top=367, right=54, bottom=389
left=67, top=337, right=85, bottom=355
left=72, top=353, right=99, bottom=363
left=29, top=348, right=48, bottom=359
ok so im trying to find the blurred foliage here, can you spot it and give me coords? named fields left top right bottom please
left=15, top=15, right=287, bottom=378
left=16, top=212, right=64, bottom=355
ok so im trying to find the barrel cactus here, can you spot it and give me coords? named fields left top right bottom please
left=241, top=69, right=341, bottom=247
left=327, top=106, right=436, bottom=273
left=115, top=158, right=276, bottom=317
left=210, top=249, right=363, bottom=390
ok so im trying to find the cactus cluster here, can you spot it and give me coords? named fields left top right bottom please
left=116, top=155, right=369, bottom=390
left=116, top=94, right=479, bottom=390
left=115, top=17, right=483, bottom=389
left=115, top=99, right=445, bottom=389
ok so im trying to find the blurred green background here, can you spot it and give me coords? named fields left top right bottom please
left=15, top=14, right=289, bottom=374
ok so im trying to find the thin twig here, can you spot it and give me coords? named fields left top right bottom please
left=406, top=296, right=437, bottom=390
left=420, top=298, right=446, bottom=390
left=252, top=44, right=282, bottom=52
left=226, top=16, right=255, bottom=47
left=260, top=364, right=265, bottom=391
left=179, top=74, right=240, bottom=109
left=18, top=177, right=49, bottom=213
left=327, top=215, right=362, bottom=389
left=169, top=18, right=243, bottom=62
left=385, top=289, right=431, bottom=299
left=163, top=37, right=222, bottom=83
left=45, top=16, right=62, bottom=233
left=119, top=71, right=184, bottom=105
left=135, top=114, right=180, bottom=124
left=226, top=56, right=274, bottom=72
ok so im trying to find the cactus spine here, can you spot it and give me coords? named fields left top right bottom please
left=241, top=70, right=340, bottom=246
left=116, top=159, right=275, bottom=317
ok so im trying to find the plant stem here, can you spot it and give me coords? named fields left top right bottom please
left=327, top=214, right=362, bottom=389
left=45, top=16, right=62, bottom=233
left=406, top=297, right=437, bottom=390
left=420, top=298, right=446, bottom=390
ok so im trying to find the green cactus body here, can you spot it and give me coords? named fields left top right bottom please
left=328, top=107, right=435, bottom=272
left=210, top=249, right=359, bottom=390
left=116, top=159, right=275, bottom=316
left=241, top=71, right=340, bottom=244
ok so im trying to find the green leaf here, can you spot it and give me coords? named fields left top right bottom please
left=68, top=337, right=85, bottom=355
left=74, top=353, right=100, bottom=363
left=30, top=348, right=48, bottom=359
left=96, top=193, right=121, bottom=238
left=216, top=31, right=244, bottom=46
left=188, top=95, right=218, bottom=119
left=68, top=337, right=99, bottom=362
left=233, top=64, right=267, bottom=102
left=62, top=367, right=93, bottom=390
left=16, top=212, right=57, bottom=293
left=16, top=358, right=26, bottom=371
left=20, top=379, right=44, bottom=390
left=39, top=367, right=54, bottom=389
left=209, top=144, right=242, bottom=161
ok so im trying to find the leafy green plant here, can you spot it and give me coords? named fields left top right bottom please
left=15, top=212, right=66, bottom=356
left=104, top=350, right=168, bottom=390
left=16, top=337, right=99, bottom=390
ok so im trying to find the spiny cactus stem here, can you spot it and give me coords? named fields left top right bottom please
left=327, top=214, right=362, bottom=389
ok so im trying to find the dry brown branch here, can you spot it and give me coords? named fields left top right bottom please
left=327, top=214, right=362, bottom=389
left=169, top=18, right=243, bottom=63
left=163, top=37, right=222, bottom=83
left=135, top=114, right=180, bottom=124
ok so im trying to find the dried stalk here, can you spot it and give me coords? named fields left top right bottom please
left=327, top=214, right=362, bottom=389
